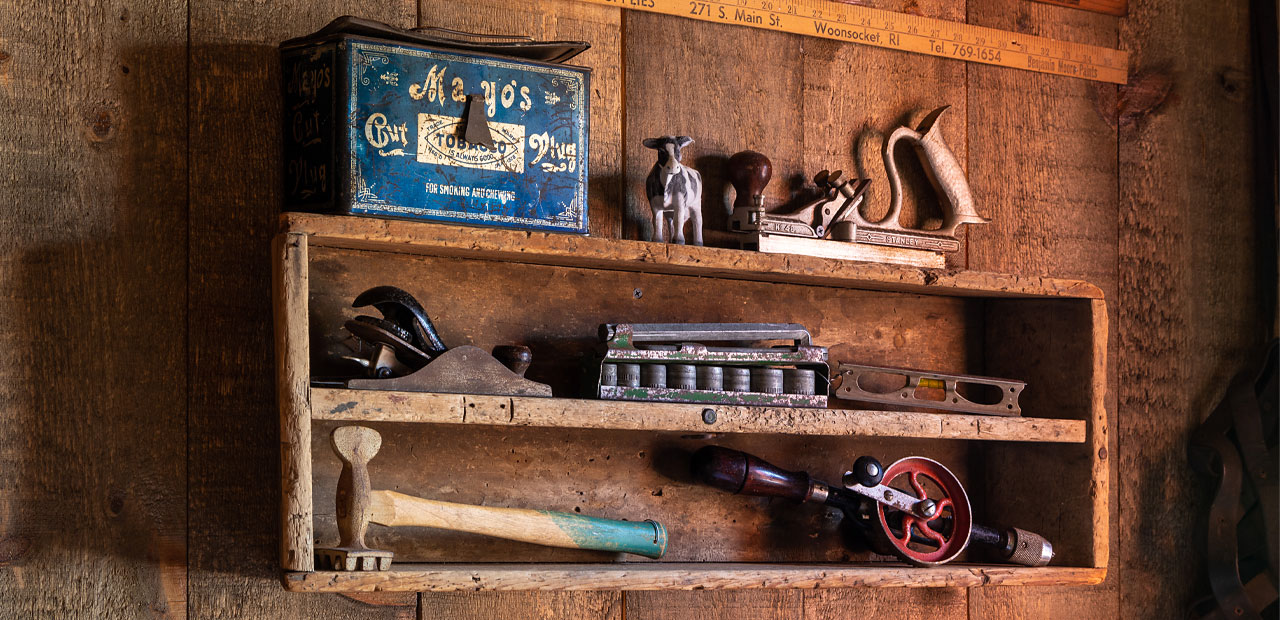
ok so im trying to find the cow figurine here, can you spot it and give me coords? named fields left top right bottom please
left=643, top=136, right=704, bottom=245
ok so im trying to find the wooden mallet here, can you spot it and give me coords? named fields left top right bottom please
left=316, top=426, right=668, bottom=571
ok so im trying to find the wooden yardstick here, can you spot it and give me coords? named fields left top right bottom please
left=578, top=0, right=1129, bottom=83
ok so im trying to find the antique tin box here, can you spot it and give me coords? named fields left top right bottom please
left=281, top=18, right=591, bottom=233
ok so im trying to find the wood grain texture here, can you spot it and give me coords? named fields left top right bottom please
left=420, top=591, right=622, bottom=619
left=283, top=212, right=1107, bottom=299
left=623, top=11, right=803, bottom=246
left=0, top=0, right=187, bottom=617
left=625, top=590, right=802, bottom=620
left=310, top=388, right=1088, bottom=442
left=310, top=422, right=975, bottom=564
left=274, top=233, right=313, bottom=571
left=1029, top=0, right=1127, bottom=16
left=799, top=0, right=970, bottom=270
left=0, top=0, right=1264, bottom=616
left=287, top=564, right=1105, bottom=592
left=186, top=1, right=418, bottom=618
left=964, top=0, right=1122, bottom=616
left=803, top=587, right=968, bottom=620
left=1116, top=0, right=1263, bottom=616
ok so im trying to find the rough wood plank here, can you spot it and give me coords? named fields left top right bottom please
left=310, top=388, right=1087, bottom=442
left=1029, top=0, right=1126, bottom=16
left=420, top=592, right=622, bottom=620
left=186, top=2, right=419, bottom=618
left=977, top=298, right=1106, bottom=568
left=417, top=0, right=624, bottom=239
left=798, top=0, right=970, bottom=270
left=274, top=233, right=313, bottom=571
left=282, top=212, right=1106, bottom=299
left=1116, top=0, right=1263, bottom=616
left=303, top=243, right=980, bottom=392
left=802, top=588, right=968, bottom=620
left=282, top=564, right=1107, bottom=591
left=0, top=0, right=188, bottom=617
left=311, top=421, right=975, bottom=564
left=970, top=585, right=1119, bottom=619
left=964, top=0, right=1121, bottom=616
left=623, top=12, right=803, bottom=246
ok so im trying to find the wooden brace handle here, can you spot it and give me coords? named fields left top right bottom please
left=370, top=490, right=667, bottom=559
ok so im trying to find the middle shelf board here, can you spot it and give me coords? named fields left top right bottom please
left=311, top=388, right=1085, bottom=443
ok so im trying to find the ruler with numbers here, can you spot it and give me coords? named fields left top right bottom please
left=580, top=0, right=1129, bottom=84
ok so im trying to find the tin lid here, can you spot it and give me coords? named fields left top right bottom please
left=282, top=16, right=591, bottom=64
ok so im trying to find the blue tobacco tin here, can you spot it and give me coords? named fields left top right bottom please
left=281, top=18, right=591, bottom=234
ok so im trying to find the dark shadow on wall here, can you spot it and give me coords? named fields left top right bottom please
left=5, top=38, right=188, bottom=614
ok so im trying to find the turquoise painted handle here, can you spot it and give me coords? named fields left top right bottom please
left=541, top=511, right=668, bottom=559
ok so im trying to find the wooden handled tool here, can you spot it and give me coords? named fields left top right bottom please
left=316, top=426, right=667, bottom=571
left=316, top=426, right=395, bottom=571
left=691, top=446, right=1053, bottom=567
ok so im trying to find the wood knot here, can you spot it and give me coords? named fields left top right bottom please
left=900, top=0, right=924, bottom=16
left=107, top=489, right=126, bottom=517
left=0, top=535, right=32, bottom=566
left=1218, top=67, right=1249, bottom=103
left=1015, top=13, right=1034, bottom=34
left=84, top=104, right=120, bottom=143
left=1093, top=69, right=1173, bottom=130
left=1098, top=446, right=1108, bottom=460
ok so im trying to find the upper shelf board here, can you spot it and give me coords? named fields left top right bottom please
left=280, top=213, right=1105, bottom=300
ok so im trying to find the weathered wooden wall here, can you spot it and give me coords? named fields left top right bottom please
left=0, top=0, right=1268, bottom=617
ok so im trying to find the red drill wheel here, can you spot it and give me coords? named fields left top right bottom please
left=874, top=457, right=972, bottom=567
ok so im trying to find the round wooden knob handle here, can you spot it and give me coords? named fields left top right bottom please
left=332, top=425, right=381, bottom=465
left=493, top=345, right=533, bottom=377
left=727, top=150, right=772, bottom=211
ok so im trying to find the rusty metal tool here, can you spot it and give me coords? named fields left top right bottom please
left=726, top=151, right=870, bottom=240
left=834, top=362, right=1025, bottom=417
left=729, top=106, right=987, bottom=261
left=315, top=426, right=395, bottom=571
left=594, top=323, right=829, bottom=408
left=692, top=446, right=1054, bottom=567
left=318, top=426, right=669, bottom=571
left=332, top=285, right=552, bottom=396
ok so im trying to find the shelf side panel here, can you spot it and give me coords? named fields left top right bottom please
left=980, top=298, right=1105, bottom=569
left=274, top=232, right=314, bottom=572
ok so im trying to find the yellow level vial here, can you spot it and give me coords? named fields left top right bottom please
left=581, top=0, right=1129, bottom=84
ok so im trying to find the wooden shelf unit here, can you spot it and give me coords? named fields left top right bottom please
left=274, top=212, right=1109, bottom=592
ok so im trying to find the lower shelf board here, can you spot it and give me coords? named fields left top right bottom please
left=282, top=563, right=1107, bottom=592
left=310, top=388, right=1087, bottom=443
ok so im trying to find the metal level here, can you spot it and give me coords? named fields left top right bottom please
left=577, top=0, right=1128, bottom=84
left=835, top=363, right=1025, bottom=417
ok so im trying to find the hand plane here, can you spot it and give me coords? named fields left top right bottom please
left=692, top=446, right=1054, bottom=567
left=328, top=285, right=551, bottom=397
left=728, top=106, right=988, bottom=268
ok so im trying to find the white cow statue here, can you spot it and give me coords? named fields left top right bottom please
left=643, top=136, right=704, bottom=245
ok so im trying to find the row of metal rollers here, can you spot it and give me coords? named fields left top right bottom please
left=600, top=363, right=818, bottom=395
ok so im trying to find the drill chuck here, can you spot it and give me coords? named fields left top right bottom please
left=1003, top=527, right=1054, bottom=567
